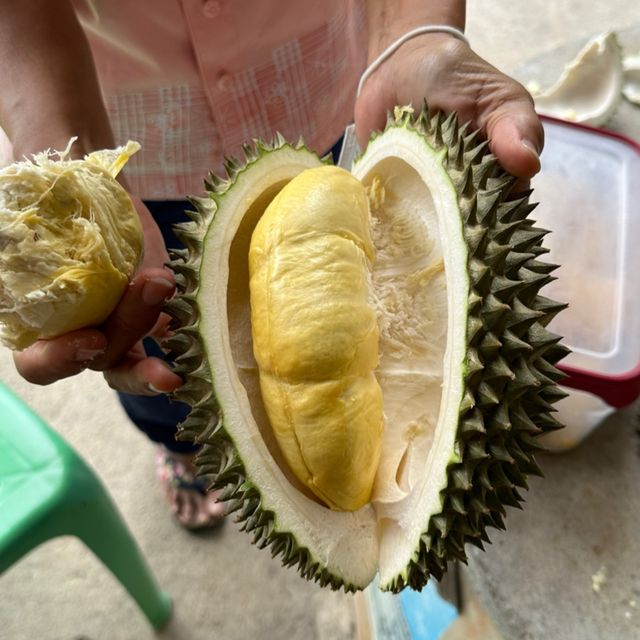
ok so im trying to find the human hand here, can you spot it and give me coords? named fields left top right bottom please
left=354, top=33, right=544, bottom=184
left=13, top=196, right=183, bottom=396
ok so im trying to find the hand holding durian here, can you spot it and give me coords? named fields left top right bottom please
left=0, top=141, right=143, bottom=350
left=0, top=141, right=182, bottom=395
left=356, top=2, right=543, bottom=187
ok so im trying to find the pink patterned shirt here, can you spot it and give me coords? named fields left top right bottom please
left=71, top=0, right=368, bottom=199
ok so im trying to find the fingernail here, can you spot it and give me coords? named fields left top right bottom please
left=142, top=277, right=174, bottom=306
left=522, top=139, right=540, bottom=157
left=74, top=349, right=104, bottom=363
left=147, top=383, right=168, bottom=395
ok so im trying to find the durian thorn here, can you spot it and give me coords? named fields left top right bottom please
left=466, top=315, right=485, bottom=345
left=430, top=110, right=445, bottom=146
left=475, top=189, right=503, bottom=226
left=477, top=381, right=501, bottom=407
left=467, top=290, right=483, bottom=312
left=468, top=257, right=491, bottom=291
left=431, top=513, right=454, bottom=538
left=491, top=219, right=528, bottom=245
left=416, top=105, right=430, bottom=133
left=510, top=227, right=551, bottom=252
left=167, top=247, right=189, bottom=263
left=244, top=142, right=259, bottom=162
left=491, top=275, right=526, bottom=303
left=464, top=194, right=479, bottom=226
left=459, top=410, right=486, bottom=437
left=481, top=293, right=510, bottom=326
left=465, top=347, right=484, bottom=379
left=458, top=164, right=476, bottom=198
left=484, top=241, right=511, bottom=271
left=464, top=224, right=489, bottom=256
left=441, top=110, right=460, bottom=146
left=269, top=131, right=285, bottom=148
left=458, top=120, right=471, bottom=140
left=473, top=155, right=499, bottom=189
left=498, top=193, right=536, bottom=223
left=463, top=135, right=487, bottom=162
left=225, top=156, right=245, bottom=179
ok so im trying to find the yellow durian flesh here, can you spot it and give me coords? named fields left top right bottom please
left=248, top=165, right=383, bottom=511
left=0, top=141, right=144, bottom=350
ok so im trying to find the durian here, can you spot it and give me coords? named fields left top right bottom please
left=165, top=106, right=568, bottom=592
left=0, top=140, right=143, bottom=350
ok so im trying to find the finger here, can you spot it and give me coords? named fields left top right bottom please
left=149, top=311, right=174, bottom=342
left=90, top=268, right=175, bottom=371
left=129, top=195, right=172, bottom=270
left=484, top=100, right=544, bottom=179
left=103, top=354, right=183, bottom=396
left=139, top=312, right=176, bottom=358
left=13, top=329, right=107, bottom=385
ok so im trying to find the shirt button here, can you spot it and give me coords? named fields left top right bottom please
left=203, top=0, right=221, bottom=18
left=216, top=72, right=232, bottom=91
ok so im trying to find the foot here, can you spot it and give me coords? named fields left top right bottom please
left=155, top=446, right=226, bottom=530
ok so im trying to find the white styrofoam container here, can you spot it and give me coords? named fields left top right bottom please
left=532, top=116, right=640, bottom=450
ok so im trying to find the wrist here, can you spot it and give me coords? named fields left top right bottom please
left=358, top=25, right=469, bottom=97
left=365, top=0, right=466, bottom=61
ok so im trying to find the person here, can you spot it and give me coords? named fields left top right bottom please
left=0, top=0, right=543, bottom=528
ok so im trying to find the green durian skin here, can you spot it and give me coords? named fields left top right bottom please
left=164, top=108, right=568, bottom=594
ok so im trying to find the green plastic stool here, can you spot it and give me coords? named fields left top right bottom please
left=0, top=382, right=172, bottom=629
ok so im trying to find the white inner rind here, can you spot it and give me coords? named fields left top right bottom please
left=352, top=129, right=467, bottom=587
left=199, top=132, right=467, bottom=590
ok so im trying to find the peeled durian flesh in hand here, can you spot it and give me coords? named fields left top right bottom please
left=249, top=166, right=383, bottom=511
left=0, top=140, right=144, bottom=350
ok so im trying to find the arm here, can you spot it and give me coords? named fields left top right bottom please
left=0, top=0, right=114, bottom=158
left=357, top=0, right=542, bottom=181
left=0, top=1, right=181, bottom=395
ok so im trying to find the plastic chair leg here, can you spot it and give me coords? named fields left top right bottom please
left=65, top=472, right=173, bottom=630
left=0, top=515, right=66, bottom=576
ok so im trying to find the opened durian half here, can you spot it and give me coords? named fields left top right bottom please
left=165, top=106, right=567, bottom=593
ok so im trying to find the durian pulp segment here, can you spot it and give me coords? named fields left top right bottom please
left=248, top=166, right=383, bottom=512
left=352, top=128, right=468, bottom=588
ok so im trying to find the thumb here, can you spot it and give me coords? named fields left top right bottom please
left=484, top=99, right=544, bottom=179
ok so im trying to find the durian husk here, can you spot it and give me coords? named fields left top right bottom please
left=164, top=107, right=568, bottom=593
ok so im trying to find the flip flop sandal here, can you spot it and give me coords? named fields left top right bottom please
left=155, top=447, right=226, bottom=529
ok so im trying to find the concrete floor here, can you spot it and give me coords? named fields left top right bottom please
left=1, top=1, right=640, bottom=639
